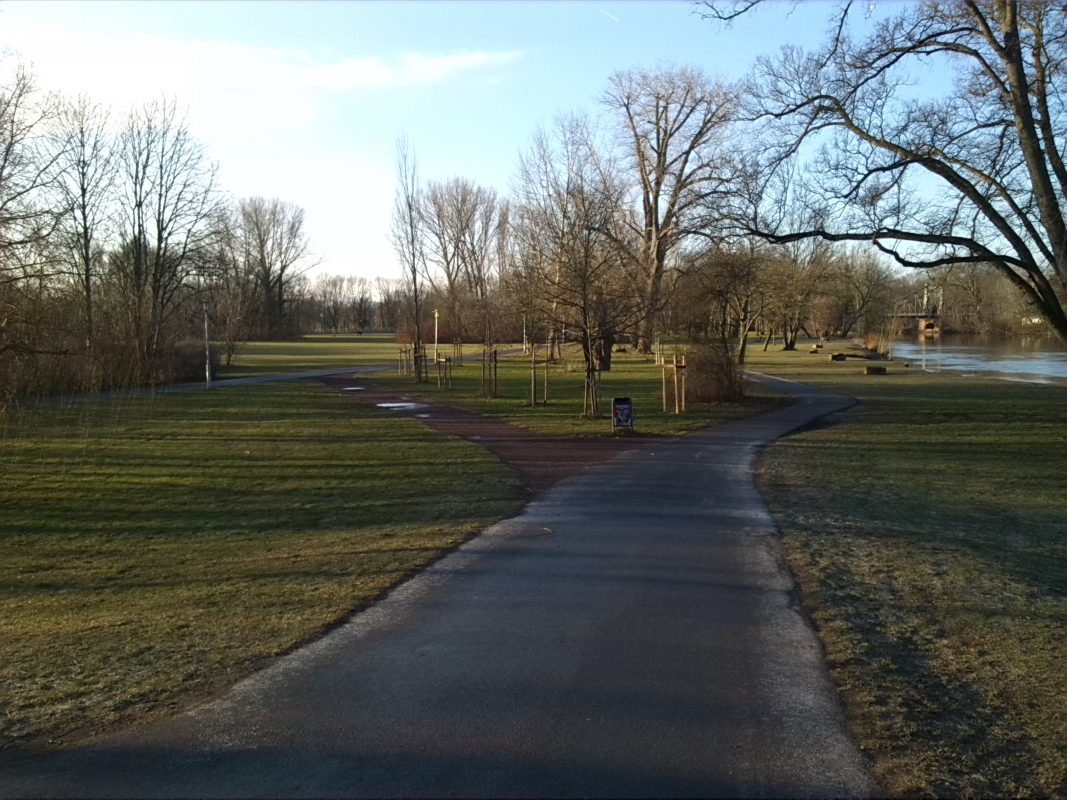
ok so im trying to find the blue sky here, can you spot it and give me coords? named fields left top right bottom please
left=1, top=0, right=887, bottom=281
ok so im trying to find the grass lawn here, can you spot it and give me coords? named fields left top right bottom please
left=1, top=335, right=772, bottom=754
left=217, top=333, right=401, bottom=379
left=747, top=345, right=1067, bottom=796
left=369, top=343, right=778, bottom=437
left=0, top=379, right=522, bottom=751
left=13, top=328, right=1058, bottom=796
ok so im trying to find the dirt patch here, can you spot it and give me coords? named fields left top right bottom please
left=318, top=375, right=640, bottom=496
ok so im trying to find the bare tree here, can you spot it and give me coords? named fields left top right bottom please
left=208, top=197, right=313, bottom=346
left=673, top=241, right=772, bottom=364
left=0, top=63, right=64, bottom=275
left=314, top=273, right=347, bottom=334
left=391, top=135, right=425, bottom=378
left=375, top=276, right=403, bottom=330
left=0, top=63, right=72, bottom=405
left=822, top=246, right=897, bottom=339
left=238, top=196, right=312, bottom=338
left=210, top=206, right=256, bottom=365
left=772, top=240, right=835, bottom=350
left=53, top=94, right=115, bottom=354
left=733, top=158, right=838, bottom=349
left=421, top=177, right=472, bottom=340
left=114, top=98, right=218, bottom=378
left=515, top=116, right=642, bottom=415
left=932, top=261, right=1026, bottom=335
left=706, top=0, right=1067, bottom=348
left=421, top=177, right=508, bottom=355
left=346, top=275, right=373, bottom=333
left=603, top=65, right=735, bottom=352
left=458, top=186, right=505, bottom=352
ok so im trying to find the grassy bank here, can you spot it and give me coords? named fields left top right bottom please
left=371, top=344, right=776, bottom=437
left=0, top=379, right=522, bottom=751
left=747, top=346, right=1066, bottom=796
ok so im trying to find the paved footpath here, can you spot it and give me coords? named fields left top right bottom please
left=1, top=375, right=872, bottom=799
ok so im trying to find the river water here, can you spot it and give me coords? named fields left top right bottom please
left=890, top=335, right=1067, bottom=383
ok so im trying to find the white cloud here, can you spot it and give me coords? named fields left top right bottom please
left=3, top=20, right=520, bottom=136
left=398, top=51, right=519, bottom=85
left=5, top=23, right=518, bottom=96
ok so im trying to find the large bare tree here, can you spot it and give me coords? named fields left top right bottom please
left=707, top=0, right=1067, bottom=348
left=457, top=186, right=506, bottom=351
left=420, top=177, right=508, bottom=351
left=54, top=94, right=115, bottom=354
left=0, top=63, right=68, bottom=405
left=238, top=196, right=312, bottom=339
left=114, top=98, right=217, bottom=377
left=603, top=65, right=735, bottom=353
left=209, top=206, right=256, bottom=364
left=515, top=116, right=642, bottom=414
left=421, top=177, right=472, bottom=340
left=0, top=64, right=63, bottom=273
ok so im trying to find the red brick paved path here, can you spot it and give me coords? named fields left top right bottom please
left=318, top=374, right=639, bottom=496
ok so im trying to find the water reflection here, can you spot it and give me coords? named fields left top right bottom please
left=892, top=335, right=1067, bottom=383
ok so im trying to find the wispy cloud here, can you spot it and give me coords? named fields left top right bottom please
left=3, top=22, right=521, bottom=121
left=220, top=47, right=523, bottom=95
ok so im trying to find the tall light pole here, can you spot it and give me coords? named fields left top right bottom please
left=434, top=308, right=439, bottom=361
left=202, top=297, right=212, bottom=387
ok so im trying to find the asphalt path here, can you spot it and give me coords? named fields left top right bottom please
left=1, top=373, right=872, bottom=799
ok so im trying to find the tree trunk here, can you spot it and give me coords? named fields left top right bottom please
left=594, top=329, right=616, bottom=371
left=636, top=261, right=663, bottom=354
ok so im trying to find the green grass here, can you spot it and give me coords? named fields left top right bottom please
left=0, top=336, right=774, bottom=754
left=371, top=344, right=778, bottom=437
left=17, top=329, right=1056, bottom=794
left=0, top=380, right=522, bottom=750
left=218, top=333, right=401, bottom=378
left=747, top=344, right=1067, bottom=796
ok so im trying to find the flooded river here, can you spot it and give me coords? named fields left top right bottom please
left=891, top=335, right=1067, bottom=383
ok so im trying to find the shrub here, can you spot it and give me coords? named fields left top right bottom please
left=687, top=342, right=744, bottom=403
left=162, top=340, right=221, bottom=384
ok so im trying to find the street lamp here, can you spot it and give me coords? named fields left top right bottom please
left=434, top=308, right=439, bottom=361
left=202, top=297, right=212, bottom=387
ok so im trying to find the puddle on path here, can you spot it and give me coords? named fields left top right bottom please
left=341, top=386, right=365, bottom=391
left=376, top=402, right=429, bottom=411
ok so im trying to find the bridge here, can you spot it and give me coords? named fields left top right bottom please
left=893, top=285, right=943, bottom=336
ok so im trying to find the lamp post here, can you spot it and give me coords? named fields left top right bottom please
left=522, top=313, right=528, bottom=354
left=202, top=297, right=211, bottom=387
left=434, top=308, right=439, bottom=362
